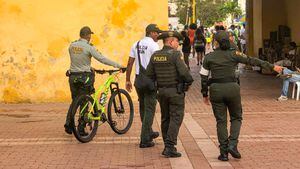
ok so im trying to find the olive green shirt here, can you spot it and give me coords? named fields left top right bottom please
left=146, top=46, right=193, bottom=87
left=69, top=38, right=122, bottom=72
left=200, top=48, right=274, bottom=97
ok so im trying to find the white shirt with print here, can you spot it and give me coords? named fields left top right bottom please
left=130, top=37, right=159, bottom=75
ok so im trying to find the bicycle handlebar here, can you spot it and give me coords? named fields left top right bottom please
left=94, top=68, right=126, bottom=75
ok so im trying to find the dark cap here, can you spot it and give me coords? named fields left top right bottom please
left=157, top=31, right=183, bottom=41
left=80, top=26, right=94, bottom=37
left=146, top=24, right=162, bottom=33
left=214, top=30, right=229, bottom=43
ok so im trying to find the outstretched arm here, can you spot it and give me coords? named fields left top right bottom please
left=90, top=46, right=123, bottom=68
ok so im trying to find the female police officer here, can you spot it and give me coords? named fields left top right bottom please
left=200, top=31, right=283, bottom=161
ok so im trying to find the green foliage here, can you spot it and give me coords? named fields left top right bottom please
left=175, top=0, right=243, bottom=27
left=220, top=0, right=242, bottom=22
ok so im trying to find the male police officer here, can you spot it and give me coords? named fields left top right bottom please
left=64, top=26, right=124, bottom=134
left=146, top=31, right=193, bottom=157
left=200, top=31, right=282, bottom=161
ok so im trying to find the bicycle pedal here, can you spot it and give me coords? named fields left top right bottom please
left=100, top=113, right=107, bottom=122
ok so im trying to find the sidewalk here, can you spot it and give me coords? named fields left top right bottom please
left=1, top=58, right=300, bottom=169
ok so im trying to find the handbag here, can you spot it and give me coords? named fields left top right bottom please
left=134, top=41, right=155, bottom=91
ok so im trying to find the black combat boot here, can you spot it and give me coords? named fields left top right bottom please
left=151, top=131, right=159, bottom=139
left=139, top=141, right=155, bottom=148
left=162, top=146, right=181, bottom=158
left=218, top=153, right=229, bottom=161
left=228, top=146, right=241, bottom=159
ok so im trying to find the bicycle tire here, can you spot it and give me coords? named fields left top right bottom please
left=107, top=89, right=134, bottom=134
left=71, top=94, right=99, bottom=143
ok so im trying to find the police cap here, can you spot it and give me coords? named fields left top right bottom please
left=146, top=24, right=162, bottom=33
left=214, top=30, right=230, bottom=43
left=157, top=31, right=183, bottom=41
left=80, top=26, right=94, bottom=37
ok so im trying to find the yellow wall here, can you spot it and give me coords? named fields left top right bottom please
left=285, top=0, right=300, bottom=44
left=253, top=0, right=262, bottom=57
left=262, top=0, right=287, bottom=40
left=0, top=0, right=168, bottom=103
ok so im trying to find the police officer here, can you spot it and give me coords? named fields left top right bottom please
left=64, top=26, right=124, bottom=134
left=146, top=31, right=193, bottom=157
left=200, top=31, right=283, bottom=161
left=126, top=24, right=162, bottom=148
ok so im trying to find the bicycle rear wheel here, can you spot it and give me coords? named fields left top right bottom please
left=71, top=94, right=99, bottom=143
left=107, top=89, right=134, bottom=134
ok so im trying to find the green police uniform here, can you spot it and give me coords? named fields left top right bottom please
left=65, top=26, right=122, bottom=134
left=146, top=31, right=193, bottom=157
left=200, top=31, right=274, bottom=160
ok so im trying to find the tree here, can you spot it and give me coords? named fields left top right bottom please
left=196, top=0, right=228, bottom=27
left=220, top=0, right=242, bottom=24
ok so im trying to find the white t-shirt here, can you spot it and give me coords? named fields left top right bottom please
left=240, top=28, right=246, bottom=45
left=130, top=37, right=159, bottom=75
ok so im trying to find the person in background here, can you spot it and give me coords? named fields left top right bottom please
left=194, top=28, right=206, bottom=65
left=181, top=31, right=191, bottom=69
left=188, top=23, right=197, bottom=57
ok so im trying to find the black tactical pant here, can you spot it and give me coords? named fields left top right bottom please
left=135, top=86, right=157, bottom=143
left=209, top=82, right=242, bottom=154
left=157, top=88, right=185, bottom=148
left=65, top=72, right=95, bottom=127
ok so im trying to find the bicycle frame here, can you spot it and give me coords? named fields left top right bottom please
left=80, top=72, right=120, bottom=121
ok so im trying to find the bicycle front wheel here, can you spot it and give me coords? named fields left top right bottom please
left=107, top=89, right=134, bottom=134
left=71, top=94, right=99, bottom=143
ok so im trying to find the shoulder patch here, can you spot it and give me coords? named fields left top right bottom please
left=235, top=51, right=246, bottom=57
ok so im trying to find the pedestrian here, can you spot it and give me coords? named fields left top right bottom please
left=146, top=31, right=194, bottom=158
left=200, top=31, right=283, bottom=161
left=188, top=23, right=197, bottom=57
left=125, top=24, right=162, bottom=148
left=194, top=28, right=206, bottom=65
left=240, top=24, right=247, bottom=54
left=181, top=31, right=191, bottom=69
left=64, top=26, right=124, bottom=134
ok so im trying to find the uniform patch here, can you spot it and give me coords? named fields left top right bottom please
left=235, top=51, right=246, bottom=57
left=180, top=55, right=184, bottom=60
left=154, top=55, right=167, bottom=62
left=71, top=46, right=83, bottom=54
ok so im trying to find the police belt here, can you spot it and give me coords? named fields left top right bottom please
left=209, top=77, right=237, bottom=85
left=157, top=84, right=177, bottom=88
left=70, top=71, right=92, bottom=75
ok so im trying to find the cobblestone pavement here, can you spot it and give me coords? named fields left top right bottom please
left=1, top=58, right=300, bottom=169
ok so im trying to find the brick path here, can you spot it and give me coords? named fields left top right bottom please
left=1, top=58, right=300, bottom=169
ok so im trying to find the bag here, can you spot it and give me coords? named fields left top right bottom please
left=134, top=41, right=155, bottom=91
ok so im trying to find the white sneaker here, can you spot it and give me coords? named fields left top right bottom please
left=277, top=95, right=288, bottom=101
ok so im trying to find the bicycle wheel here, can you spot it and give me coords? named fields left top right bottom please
left=107, top=89, right=134, bottom=134
left=71, top=94, right=99, bottom=143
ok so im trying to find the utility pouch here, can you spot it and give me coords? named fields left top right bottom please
left=176, top=83, right=184, bottom=94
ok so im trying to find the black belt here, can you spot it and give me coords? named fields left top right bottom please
left=209, top=77, right=237, bottom=85
left=70, top=71, right=92, bottom=75
left=158, top=84, right=177, bottom=88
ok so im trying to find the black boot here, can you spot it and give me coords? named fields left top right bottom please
left=228, top=146, right=241, bottom=159
left=162, top=146, right=181, bottom=158
left=218, top=153, right=229, bottom=161
left=139, top=141, right=155, bottom=148
left=151, top=131, right=159, bottom=139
